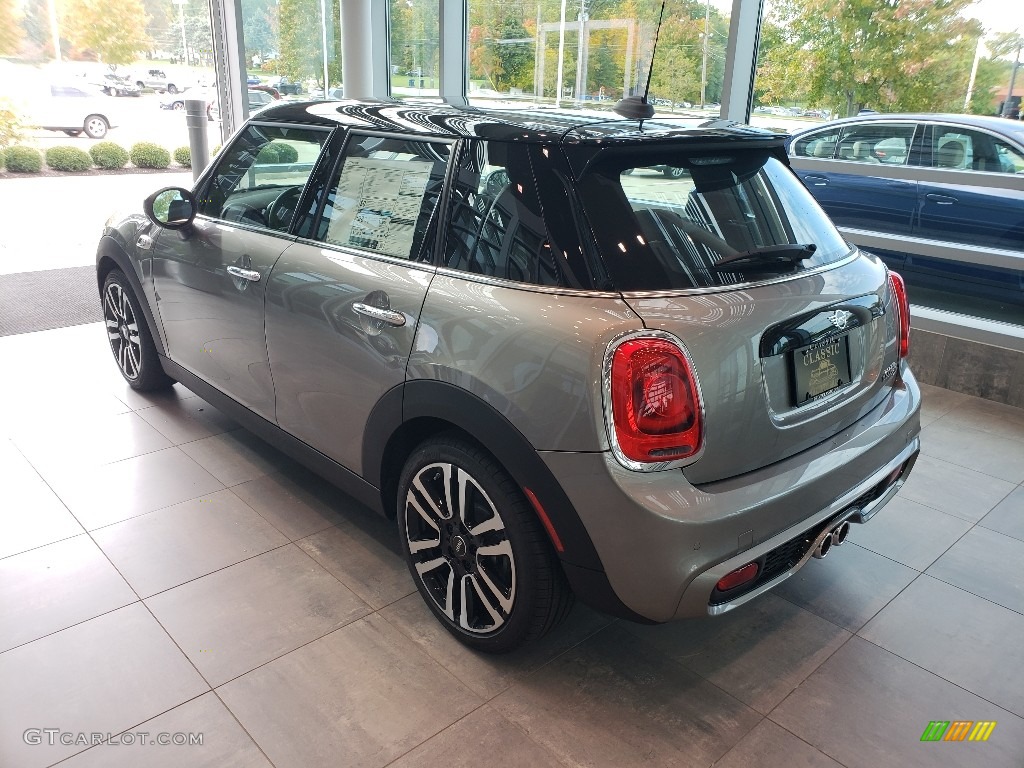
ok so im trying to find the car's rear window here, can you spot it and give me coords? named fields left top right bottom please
left=576, top=148, right=853, bottom=291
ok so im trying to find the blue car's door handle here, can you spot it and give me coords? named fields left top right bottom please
left=925, top=193, right=957, bottom=205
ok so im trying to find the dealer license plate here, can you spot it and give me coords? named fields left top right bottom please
left=792, top=334, right=852, bottom=405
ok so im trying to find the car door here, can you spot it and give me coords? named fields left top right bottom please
left=264, top=132, right=452, bottom=475
left=150, top=122, right=333, bottom=420
left=796, top=121, right=920, bottom=238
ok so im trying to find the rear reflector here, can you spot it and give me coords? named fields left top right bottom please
left=888, top=270, right=910, bottom=359
left=716, top=562, right=759, bottom=592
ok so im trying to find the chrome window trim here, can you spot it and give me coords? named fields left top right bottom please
left=291, top=236, right=439, bottom=275
left=432, top=265, right=619, bottom=298
left=600, top=329, right=707, bottom=473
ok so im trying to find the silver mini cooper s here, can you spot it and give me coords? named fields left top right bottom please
left=96, top=101, right=921, bottom=652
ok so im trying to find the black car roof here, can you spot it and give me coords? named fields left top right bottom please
left=255, top=99, right=783, bottom=146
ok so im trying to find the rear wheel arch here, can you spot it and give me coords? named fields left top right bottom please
left=365, top=379, right=605, bottom=573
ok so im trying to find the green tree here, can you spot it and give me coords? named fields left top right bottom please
left=278, top=0, right=340, bottom=86
left=0, top=0, right=23, bottom=56
left=765, top=0, right=981, bottom=117
left=64, top=0, right=151, bottom=70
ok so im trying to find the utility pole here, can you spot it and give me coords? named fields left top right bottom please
left=46, top=0, right=61, bottom=63
left=555, top=0, right=567, bottom=106
left=965, top=37, right=984, bottom=111
left=700, top=0, right=710, bottom=108
left=173, top=0, right=189, bottom=66
left=1002, top=41, right=1021, bottom=118
left=574, top=0, right=588, bottom=105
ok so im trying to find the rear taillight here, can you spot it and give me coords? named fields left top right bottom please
left=609, top=335, right=703, bottom=467
left=888, top=270, right=910, bottom=359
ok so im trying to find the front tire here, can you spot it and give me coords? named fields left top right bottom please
left=167, top=84, right=178, bottom=94
left=83, top=115, right=108, bottom=139
left=102, top=270, right=174, bottom=391
left=397, top=436, right=572, bottom=653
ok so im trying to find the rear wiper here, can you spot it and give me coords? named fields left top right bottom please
left=712, top=243, right=817, bottom=270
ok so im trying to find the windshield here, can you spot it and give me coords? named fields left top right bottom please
left=576, top=149, right=853, bottom=291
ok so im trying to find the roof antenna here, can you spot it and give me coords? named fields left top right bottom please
left=614, top=0, right=666, bottom=121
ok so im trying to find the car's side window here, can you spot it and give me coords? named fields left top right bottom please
left=837, top=123, right=916, bottom=165
left=313, top=134, right=450, bottom=262
left=929, top=126, right=1024, bottom=173
left=792, top=129, right=841, bottom=159
left=443, top=140, right=574, bottom=287
left=198, top=124, right=330, bottom=233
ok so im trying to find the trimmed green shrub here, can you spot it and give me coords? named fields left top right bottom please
left=5, top=145, right=42, bottom=173
left=211, top=143, right=222, bottom=157
left=173, top=146, right=191, bottom=167
left=130, top=142, right=171, bottom=169
left=89, top=141, right=129, bottom=170
left=45, top=145, right=93, bottom=172
left=256, top=141, right=299, bottom=164
left=0, top=97, right=24, bottom=150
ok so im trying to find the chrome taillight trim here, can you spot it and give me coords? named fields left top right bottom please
left=601, top=329, right=707, bottom=473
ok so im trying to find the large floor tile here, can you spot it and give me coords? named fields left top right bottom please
left=380, top=593, right=612, bottom=701
left=9, top=409, right=172, bottom=475
left=860, top=575, right=1024, bottom=717
left=45, top=446, right=224, bottom=530
left=772, top=542, right=918, bottom=631
left=0, top=443, right=84, bottom=559
left=917, top=383, right=971, bottom=427
left=896, top=453, right=1016, bottom=522
left=231, top=468, right=350, bottom=541
left=387, top=706, right=566, bottom=768
left=849, top=495, right=972, bottom=570
left=0, top=534, right=137, bottom=652
left=136, top=396, right=238, bottom=445
left=621, top=594, right=850, bottom=714
left=217, top=614, right=482, bottom=768
left=926, top=526, right=1024, bottom=614
left=297, top=513, right=413, bottom=610
left=0, top=603, right=208, bottom=768
left=712, top=719, right=842, bottom=768
left=92, top=489, right=289, bottom=597
left=770, top=636, right=1024, bottom=768
left=937, top=397, right=1024, bottom=444
left=111, top=381, right=199, bottom=411
left=146, top=544, right=370, bottom=686
left=59, top=692, right=272, bottom=768
left=920, top=420, right=1024, bottom=484
left=179, top=430, right=295, bottom=487
left=490, top=624, right=761, bottom=768
left=980, top=485, right=1024, bottom=542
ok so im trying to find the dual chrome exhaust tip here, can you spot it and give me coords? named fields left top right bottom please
left=813, top=519, right=852, bottom=559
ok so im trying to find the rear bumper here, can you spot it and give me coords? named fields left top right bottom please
left=540, top=371, right=921, bottom=622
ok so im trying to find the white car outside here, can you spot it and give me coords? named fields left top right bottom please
left=27, top=84, right=119, bottom=139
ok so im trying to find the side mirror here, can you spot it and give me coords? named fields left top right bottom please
left=144, top=187, right=196, bottom=230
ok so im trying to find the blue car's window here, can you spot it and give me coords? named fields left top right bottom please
left=836, top=123, right=918, bottom=165
left=578, top=150, right=853, bottom=291
left=929, top=126, right=1024, bottom=173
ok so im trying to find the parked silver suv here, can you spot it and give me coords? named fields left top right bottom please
left=96, top=101, right=921, bottom=652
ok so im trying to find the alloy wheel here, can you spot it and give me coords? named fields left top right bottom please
left=404, top=462, right=516, bottom=634
left=103, top=282, right=142, bottom=380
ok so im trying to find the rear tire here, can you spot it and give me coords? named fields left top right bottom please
left=167, top=84, right=178, bottom=94
left=397, top=436, right=573, bottom=653
left=101, top=270, right=174, bottom=391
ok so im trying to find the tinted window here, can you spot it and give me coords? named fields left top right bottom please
left=198, top=124, right=329, bottom=232
left=443, top=140, right=593, bottom=288
left=837, top=123, right=917, bottom=165
left=314, top=134, right=450, bottom=262
left=792, top=129, right=841, bottom=159
left=577, top=149, right=852, bottom=292
left=928, top=125, right=1024, bottom=173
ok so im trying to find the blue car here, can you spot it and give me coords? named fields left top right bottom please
left=786, top=114, right=1024, bottom=314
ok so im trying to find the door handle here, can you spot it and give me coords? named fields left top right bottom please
left=227, top=265, right=261, bottom=282
left=925, top=193, right=957, bottom=205
left=353, top=302, right=406, bottom=327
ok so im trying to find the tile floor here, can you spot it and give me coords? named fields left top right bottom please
left=1, top=322, right=1023, bottom=768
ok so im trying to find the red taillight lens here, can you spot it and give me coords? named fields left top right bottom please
left=888, top=270, right=910, bottom=359
left=610, top=338, right=702, bottom=464
left=716, top=562, right=759, bottom=592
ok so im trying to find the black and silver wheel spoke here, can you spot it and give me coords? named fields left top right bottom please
left=103, top=283, right=143, bottom=381
left=404, top=461, right=517, bottom=635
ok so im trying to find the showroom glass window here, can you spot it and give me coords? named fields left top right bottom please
left=198, top=125, right=330, bottom=232
left=312, top=134, right=451, bottom=262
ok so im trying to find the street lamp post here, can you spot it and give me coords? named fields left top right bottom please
left=173, top=0, right=189, bottom=66
left=1002, top=42, right=1021, bottom=118
left=700, top=0, right=710, bottom=108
